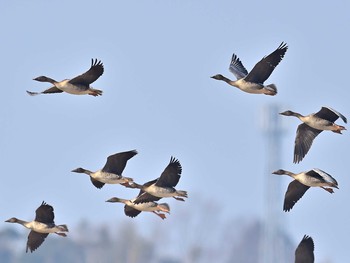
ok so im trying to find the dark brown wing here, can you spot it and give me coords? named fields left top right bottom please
left=294, top=123, right=322, bottom=163
left=124, top=205, right=142, bottom=218
left=26, top=231, right=49, bottom=253
left=284, top=180, right=310, bottom=212
left=26, top=86, right=63, bottom=96
left=35, top=201, right=54, bottom=224
left=314, top=107, right=347, bottom=123
left=102, top=150, right=138, bottom=175
left=295, top=235, right=315, bottom=263
left=90, top=177, right=105, bottom=189
left=155, top=157, right=182, bottom=187
left=244, top=42, right=288, bottom=84
left=69, top=59, right=104, bottom=85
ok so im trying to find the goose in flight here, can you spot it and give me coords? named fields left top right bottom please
left=5, top=201, right=68, bottom=253
left=71, top=150, right=137, bottom=189
left=128, top=157, right=187, bottom=204
left=273, top=168, right=338, bottom=212
left=211, top=42, right=288, bottom=95
left=280, top=107, right=347, bottom=163
left=106, top=192, right=170, bottom=220
left=27, top=59, right=104, bottom=96
left=295, top=235, right=314, bottom=263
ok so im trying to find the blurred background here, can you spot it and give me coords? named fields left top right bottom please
left=0, top=0, right=349, bottom=262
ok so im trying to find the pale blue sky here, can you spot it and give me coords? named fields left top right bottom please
left=1, top=0, right=349, bottom=262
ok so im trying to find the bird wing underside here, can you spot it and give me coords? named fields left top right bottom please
left=294, top=123, right=322, bottom=163
left=26, top=231, right=49, bottom=253
left=244, top=42, right=288, bottom=84
left=284, top=180, right=310, bottom=212
left=90, top=177, right=105, bottom=189
left=229, top=53, right=248, bottom=79
left=35, top=201, right=54, bottom=224
left=315, top=107, right=347, bottom=123
left=124, top=205, right=142, bottom=218
left=155, top=157, right=182, bottom=187
left=102, top=150, right=138, bottom=175
left=26, top=86, right=63, bottom=96
left=69, top=59, right=104, bottom=86
left=295, top=235, right=315, bottom=263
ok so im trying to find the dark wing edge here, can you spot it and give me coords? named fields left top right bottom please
left=68, top=58, right=104, bottom=85
left=90, top=177, right=105, bottom=189
left=35, top=201, right=54, bottom=223
left=316, top=107, right=347, bottom=123
left=124, top=205, right=142, bottom=218
left=293, top=124, right=322, bottom=163
left=26, top=231, right=49, bottom=253
left=102, top=150, right=138, bottom=175
left=244, top=42, right=288, bottom=84
left=27, top=86, right=63, bottom=96
left=295, top=235, right=315, bottom=263
left=284, top=180, right=310, bottom=212
left=155, top=156, right=182, bottom=187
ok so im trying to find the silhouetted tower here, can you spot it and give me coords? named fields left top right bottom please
left=259, top=104, right=286, bottom=263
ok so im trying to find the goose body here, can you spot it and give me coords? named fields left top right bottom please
left=27, top=59, right=104, bottom=96
left=211, top=42, right=288, bottom=96
left=130, top=157, right=187, bottom=204
left=295, top=235, right=315, bottom=263
left=280, top=107, right=347, bottom=163
left=5, top=201, right=68, bottom=253
left=71, top=150, right=137, bottom=189
left=106, top=196, right=170, bottom=219
left=273, top=169, right=338, bottom=212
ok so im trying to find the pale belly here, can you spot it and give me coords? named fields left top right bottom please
left=129, top=199, right=157, bottom=211
left=93, top=172, right=125, bottom=184
left=235, top=80, right=265, bottom=94
left=56, top=81, right=90, bottom=95
left=146, top=185, right=175, bottom=197
left=304, top=118, right=333, bottom=130
left=27, top=221, right=57, bottom=233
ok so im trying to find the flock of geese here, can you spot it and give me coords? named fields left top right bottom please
left=4, top=42, right=346, bottom=262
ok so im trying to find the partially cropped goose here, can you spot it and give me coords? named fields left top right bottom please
left=280, top=107, right=347, bottom=163
left=129, top=157, right=187, bottom=204
left=273, top=168, right=338, bottom=212
left=27, top=59, right=104, bottom=96
left=106, top=192, right=170, bottom=220
left=5, top=201, right=68, bottom=253
left=71, top=150, right=137, bottom=189
left=295, top=235, right=315, bottom=263
left=211, top=42, right=288, bottom=96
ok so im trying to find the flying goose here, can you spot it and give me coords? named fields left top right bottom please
left=280, top=107, right=347, bottom=163
left=27, top=59, right=104, bottom=96
left=211, top=42, right=288, bottom=95
left=71, top=150, right=137, bottom=189
left=129, top=157, right=187, bottom=204
left=295, top=235, right=315, bottom=263
left=273, top=168, right=338, bottom=212
left=106, top=192, right=170, bottom=220
left=5, top=201, right=68, bottom=253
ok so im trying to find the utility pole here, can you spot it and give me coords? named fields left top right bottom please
left=259, top=104, right=286, bottom=263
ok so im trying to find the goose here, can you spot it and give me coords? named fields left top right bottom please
left=27, top=58, right=104, bottom=96
left=128, top=157, right=187, bottom=204
left=295, top=235, right=314, bottom=263
left=280, top=107, right=347, bottom=163
left=71, top=150, right=137, bottom=189
left=5, top=201, right=68, bottom=253
left=211, top=42, right=288, bottom=96
left=272, top=168, right=338, bottom=212
left=106, top=192, right=170, bottom=220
